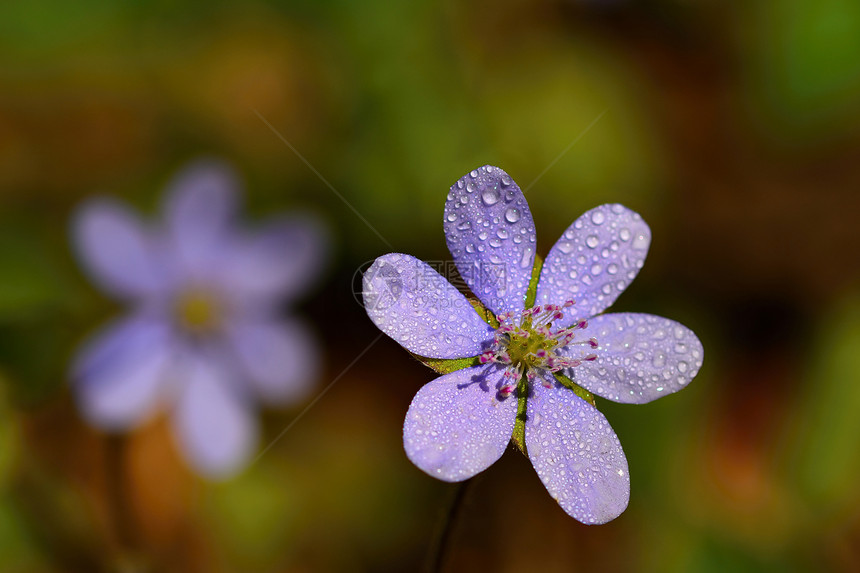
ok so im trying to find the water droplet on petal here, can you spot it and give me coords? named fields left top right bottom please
left=619, top=228, right=631, bottom=241
left=505, top=208, right=521, bottom=223
left=496, top=228, right=508, bottom=239
left=632, top=233, right=648, bottom=250
left=446, top=212, right=457, bottom=222
left=520, top=247, right=533, bottom=268
left=481, top=188, right=500, bottom=205
left=591, top=211, right=605, bottom=225
left=586, top=235, right=599, bottom=248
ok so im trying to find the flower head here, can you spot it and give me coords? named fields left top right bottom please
left=363, top=165, right=702, bottom=523
left=71, top=159, right=327, bottom=478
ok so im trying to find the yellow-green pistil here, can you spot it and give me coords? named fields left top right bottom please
left=479, top=301, right=598, bottom=395
left=175, top=289, right=223, bottom=334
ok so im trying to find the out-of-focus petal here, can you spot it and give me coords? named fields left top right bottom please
left=171, top=351, right=258, bottom=479
left=444, top=165, right=536, bottom=317
left=73, top=314, right=172, bottom=430
left=72, top=198, right=167, bottom=299
left=537, top=204, right=650, bottom=324
left=225, top=316, right=319, bottom=405
left=526, top=377, right=630, bottom=524
left=363, top=253, right=494, bottom=359
left=220, top=214, right=328, bottom=306
left=563, top=313, right=704, bottom=404
left=404, top=365, right=517, bottom=482
left=163, top=159, right=240, bottom=278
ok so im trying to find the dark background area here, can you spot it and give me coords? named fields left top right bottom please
left=1, top=0, right=859, bottom=571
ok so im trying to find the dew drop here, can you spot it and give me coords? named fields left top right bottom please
left=586, top=235, right=599, bottom=248
left=619, top=228, right=631, bottom=241
left=481, top=188, right=500, bottom=205
left=466, top=182, right=476, bottom=193
left=591, top=211, right=606, bottom=225
left=677, top=361, right=689, bottom=373
left=489, top=238, right=502, bottom=248
left=465, top=244, right=476, bottom=254
left=632, top=233, right=648, bottom=250
left=501, top=175, right=512, bottom=187
left=607, top=263, right=618, bottom=275
left=504, top=208, right=521, bottom=223
left=591, top=263, right=603, bottom=275
left=520, top=247, right=534, bottom=268
left=457, top=221, right=471, bottom=231
left=496, top=228, right=509, bottom=239
left=446, top=212, right=457, bottom=222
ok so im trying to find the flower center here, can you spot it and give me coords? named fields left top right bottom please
left=479, top=301, right=597, bottom=395
left=175, top=288, right=222, bottom=334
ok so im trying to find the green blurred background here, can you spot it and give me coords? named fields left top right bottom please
left=1, top=0, right=860, bottom=571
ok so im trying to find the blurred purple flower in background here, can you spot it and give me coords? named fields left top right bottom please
left=364, top=165, right=702, bottom=524
left=71, top=160, right=327, bottom=478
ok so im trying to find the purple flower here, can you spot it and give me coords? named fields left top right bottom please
left=71, top=160, right=327, bottom=478
left=363, top=165, right=703, bottom=524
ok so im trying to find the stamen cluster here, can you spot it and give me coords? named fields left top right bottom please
left=479, top=300, right=598, bottom=396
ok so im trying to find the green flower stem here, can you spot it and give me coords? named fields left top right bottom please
left=426, top=477, right=474, bottom=573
